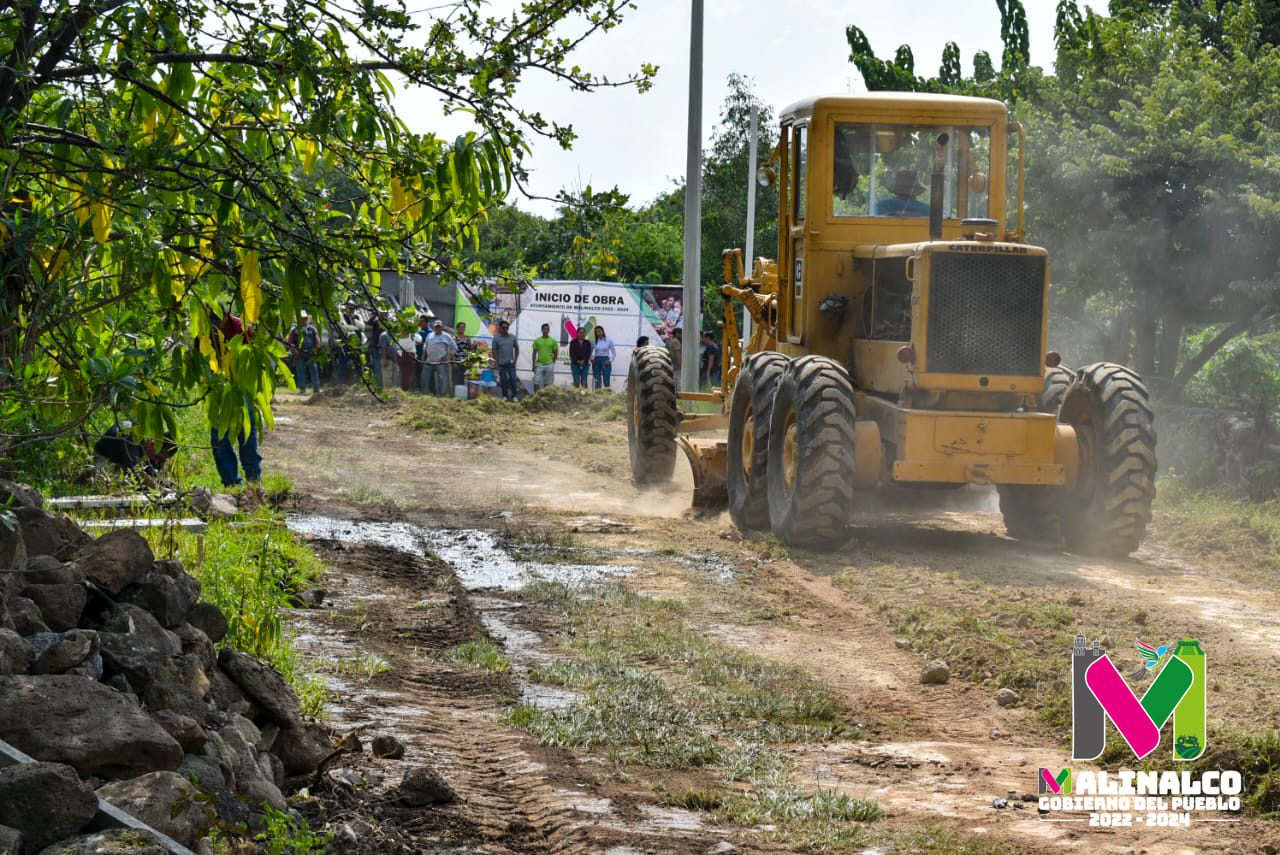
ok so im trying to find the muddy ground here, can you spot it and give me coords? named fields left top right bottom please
left=266, top=389, right=1279, bottom=854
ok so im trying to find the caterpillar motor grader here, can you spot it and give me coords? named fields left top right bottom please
left=627, top=92, right=1157, bottom=555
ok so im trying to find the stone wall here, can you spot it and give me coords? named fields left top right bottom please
left=0, top=482, right=331, bottom=855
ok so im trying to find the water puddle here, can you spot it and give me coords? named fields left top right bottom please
left=286, top=516, right=595, bottom=714
left=637, top=805, right=706, bottom=833
left=287, top=515, right=636, bottom=591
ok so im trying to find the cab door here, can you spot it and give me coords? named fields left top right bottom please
left=787, top=124, right=808, bottom=343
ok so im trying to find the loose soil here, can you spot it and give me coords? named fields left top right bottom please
left=267, top=390, right=1280, bottom=854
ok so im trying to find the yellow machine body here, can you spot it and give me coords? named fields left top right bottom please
left=679, top=92, right=1076, bottom=491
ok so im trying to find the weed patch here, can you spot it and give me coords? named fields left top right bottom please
left=1155, top=482, right=1280, bottom=582
left=447, top=640, right=511, bottom=674
left=315, top=652, right=391, bottom=680
left=143, top=510, right=329, bottom=716
left=519, top=386, right=619, bottom=415
left=509, top=581, right=876, bottom=840
left=398, top=395, right=518, bottom=442
left=835, top=568, right=1081, bottom=734
left=502, top=528, right=587, bottom=565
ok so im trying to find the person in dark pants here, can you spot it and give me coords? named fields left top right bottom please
left=453, top=322, right=472, bottom=388
left=366, top=314, right=384, bottom=387
left=491, top=320, right=521, bottom=401
left=568, top=326, right=592, bottom=388
left=207, top=309, right=264, bottom=487
left=412, top=315, right=432, bottom=392
left=591, top=325, right=616, bottom=390
left=700, top=331, right=721, bottom=389
left=294, top=311, right=321, bottom=394
left=211, top=406, right=263, bottom=487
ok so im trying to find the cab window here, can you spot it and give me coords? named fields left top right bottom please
left=793, top=126, right=807, bottom=222
left=831, top=123, right=990, bottom=219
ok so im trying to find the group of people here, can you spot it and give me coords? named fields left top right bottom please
left=660, top=327, right=722, bottom=389
left=94, top=297, right=730, bottom=494
left=504, top=322, right=619, bottom=400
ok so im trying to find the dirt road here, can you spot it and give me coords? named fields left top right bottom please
left=266, top=390, right=1279, bottom=854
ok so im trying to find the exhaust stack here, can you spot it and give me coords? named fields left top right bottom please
left=929, top=132, right=949, bottom=241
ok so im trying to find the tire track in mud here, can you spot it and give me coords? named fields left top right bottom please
left=294, top=538, right=729, bottom=854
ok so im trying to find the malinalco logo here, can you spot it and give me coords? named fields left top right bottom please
left=1070, top=634, right=1206, bottom=762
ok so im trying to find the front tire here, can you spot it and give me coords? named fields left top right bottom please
left=627, top=347, right=678, bottom=486
left=766, top=356, right=856, bottom=549
left=1058, top=363, right=1157, bottom=556
left=727, top=352, right=788, bottom=531
left=999, top=366, right=1072, bottom=542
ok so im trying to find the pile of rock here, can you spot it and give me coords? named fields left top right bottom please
left=0, top=482, right=332, bottom=854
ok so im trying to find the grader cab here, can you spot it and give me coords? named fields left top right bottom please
left=627, top=92, right=1156, bottom=556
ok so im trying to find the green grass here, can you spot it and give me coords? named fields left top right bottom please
left=446, top=639, right=511, bottom=673
left=507, top=581, right=875, bottom=842
left=873, top=824, right=1025, bottom=854
left=1155, top=480, right=1280, bottom=579
left=253, top=804, right=332, bottom=854
left=835, top=569, right=1078, bottom=733
left=19, top=400, right=328, bottom=718
left=503, top=528, right=593, bottom=564
left=398, top=394, right=517, bottom=441
left=143, top=509, right=329, bottom=718
left=314, top=652, right=391, bottom=680
left=398, top=387, right=622, bottom=441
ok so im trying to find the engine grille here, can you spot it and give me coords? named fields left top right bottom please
left=925, top=252, right=1046, bottom=377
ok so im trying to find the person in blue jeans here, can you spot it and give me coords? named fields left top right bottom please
left=568, top=326, right=592, bottom=388
left=491, top=319, right=521, bottom=401
left=591, top=325, right=616, bottom=390
left=211, top=402, right=263, bottom=487
left=366, top=315, right=384, bottom=387
left=294, top=311, right=321, bottom=393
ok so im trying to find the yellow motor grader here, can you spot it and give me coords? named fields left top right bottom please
left=626, top=92, right=1156, bottom=555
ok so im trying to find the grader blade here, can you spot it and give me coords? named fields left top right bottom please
left=676, top=436, right=728, bottom=511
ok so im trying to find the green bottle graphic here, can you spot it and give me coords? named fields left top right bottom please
left=1172, top=639, right=1206, bottom=760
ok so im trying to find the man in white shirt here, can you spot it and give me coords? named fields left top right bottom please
left=422, top=319, right=456, bottom=397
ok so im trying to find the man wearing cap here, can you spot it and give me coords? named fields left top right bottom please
left=333, top=301, right=363, bottom=384
left=874, top=169, right=931, bottom=217
left=491, top=320, right=521, bottom=402
left=294, top=310, right=321, bottom=393
left=423, top=319, right=456, bottom=397
left=413, top=314, right=433, bottom=392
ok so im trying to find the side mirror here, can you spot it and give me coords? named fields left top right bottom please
left=756, top=165, right=776, bottom=189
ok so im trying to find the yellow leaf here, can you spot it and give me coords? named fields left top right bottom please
left=73, top=190, right=90, bottom=228
left=298, top=139, right=317, bottom=175
left=198, top=334, right=220, bottom=372
left=91, top=202, right=111, bottom=244
left=140, top=111, right=158, bottom=143
left=240, top=250, right=262, bottom=324
left=35, top=249, right=71, bottom=279
left=390, top=178, right=408, bottom=213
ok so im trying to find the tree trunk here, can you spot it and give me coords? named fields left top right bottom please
left=1133, top=290, right=1157, bottom=376
left=1154, top=310, right=1183, bottom=397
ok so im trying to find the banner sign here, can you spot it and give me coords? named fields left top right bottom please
left=454, top=281, right=684, bottom=389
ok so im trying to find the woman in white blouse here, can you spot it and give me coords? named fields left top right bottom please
left=591, top=326, right=617, bottom=390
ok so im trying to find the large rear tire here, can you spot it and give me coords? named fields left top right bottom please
left=727, top=352, right=788, bottom=531
left=627, top=347, right=678, bottom=486
left=766, top=356, right=856, bottom=549
left=998, top=366, right=1072, bottom=542
left=1058, top=362, right=1157, bottom=556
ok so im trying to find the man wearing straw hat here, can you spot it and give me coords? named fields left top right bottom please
left=875, top=168, right=931, bottom=217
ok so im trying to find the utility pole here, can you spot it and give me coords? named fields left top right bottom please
left=742, top=104, right=759, bottom=345
left=680, top=0, right=703, bottom=392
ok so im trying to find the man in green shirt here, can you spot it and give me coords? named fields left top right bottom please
left=531, top=322, right=559, bottom=392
